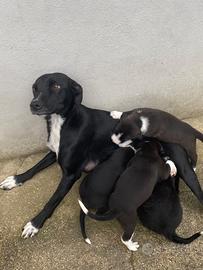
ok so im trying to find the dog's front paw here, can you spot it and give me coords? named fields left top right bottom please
left=22, top=221, right=39, bottom=238
left=166, top=160, right=177, bottom=177
left=110, top=111, right=123, bottom=119
left=0, top=176, right=21, bottom=190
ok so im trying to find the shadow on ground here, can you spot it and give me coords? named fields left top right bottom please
left=0, top=117, right=203, bottom=270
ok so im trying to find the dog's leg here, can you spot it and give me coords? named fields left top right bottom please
left=110, top=111, right=123, bottom=119
left=0, top=151, right=56, bottom=190
left=181, top=138, right=197, bottom=168
left=180, top=166, right=203, bottom=204
left=174, top=176, right=180, bottom=194
left=21, top=172, right=78, bottom=238
left=162, top=143, right=203, bottom=204
left=118, top=214, right=139, bottom=251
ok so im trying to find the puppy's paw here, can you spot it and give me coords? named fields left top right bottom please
left=110, top=111, right=123, bottom=119
left=166, top=160, right=177, bottom=177
left=0, top=176, right=21, bottom=190
left=121, top=237, right=139, bottom=251
left=22, top=221, right=39, bottom=238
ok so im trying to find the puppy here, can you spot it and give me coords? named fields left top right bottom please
left=79, top=145, right=136, bottom=244
left=79, top=141, right=176, bottom=251
left=110, top=108, right=203, bottom=167
left=137, top=177, right=203, bottom=244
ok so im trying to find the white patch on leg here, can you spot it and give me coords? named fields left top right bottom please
left=140, top=116, right=149, bottom=134
left=111, top=134, right=132, bottom=147
left=119, top=140, right=133, bottom=147
left=166, top=160, right=177, bottom=176
left=0, top=176, right=20, bottom=190
left=85, top=238, right=92, bottom=245
left=110, top=111, right=123, bottom=119
left=121, top=234, right=139, bottom=251
left=111, top=133, right=122, bottom=145
left=22, top=222, right=39, bottom=238
left=78, top=199, right=88, bottom=214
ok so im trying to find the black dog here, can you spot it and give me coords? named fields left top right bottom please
left=0, top=73, right=118, bottom=238
left=111, top=108, right=203, bottom=167
left=137, top=177, right=203, bottom=244
left=79, top=143, right=140, bottom=244
left=79, top=141, right=176, bottom=251
left=1, top=73, right=203, bottom=238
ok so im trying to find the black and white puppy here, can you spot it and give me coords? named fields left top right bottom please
left=111, top=108, right=203, bottom=167
left=79, top=141, right=176, bottom=251
left=137, top=177, right=203, bottom=244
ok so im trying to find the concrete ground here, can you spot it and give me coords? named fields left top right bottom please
left=0, top=117, right=203, bottom=270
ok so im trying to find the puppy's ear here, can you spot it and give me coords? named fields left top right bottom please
left=72, top=81, right=83, bottom=104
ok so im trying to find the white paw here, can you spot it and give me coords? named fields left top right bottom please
left=85, top=238, right=92, bottom=245
left=121, top=237, right=139, bottom=251
left=0, top=176, right=20, bottom=190
left=110, top=111, right=123, bottom=119
left=166, top=160, right=177, bottom=177
left=111, top=133, right=122, bottom=145
left=22, top=222, right=39, bottom=238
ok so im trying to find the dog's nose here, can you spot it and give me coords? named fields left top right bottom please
left=30, top=100, right=42, bottom=111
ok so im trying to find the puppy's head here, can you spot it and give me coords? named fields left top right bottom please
left=30, top=73, right=83, bottom=116
left=111, top=114, right=142, bottom=147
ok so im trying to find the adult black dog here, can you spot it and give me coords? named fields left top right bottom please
left=0, top=72, right=203, bottom=238
left=137, top=177, right=202, bottom=244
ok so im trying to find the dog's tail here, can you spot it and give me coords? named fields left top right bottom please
left=80, top=209, right=91, bottom=245
left=78, top=199, right=118, bottom=221
left=165, top=231, right=203, bottom=244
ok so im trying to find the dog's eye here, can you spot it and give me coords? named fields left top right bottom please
left=51, top=83, right=61, bottom=93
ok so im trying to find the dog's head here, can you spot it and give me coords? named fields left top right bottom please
left=30, top=73, right=83, bottom=116
left=111, top=113, right=142, bottom=147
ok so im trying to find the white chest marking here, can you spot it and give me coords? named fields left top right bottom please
left=140, top=116, right=149, bottom=135
left=47, top=114, right=65, bottom=156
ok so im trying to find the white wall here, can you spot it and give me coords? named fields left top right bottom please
left=0, top=0, right=203, bottom=159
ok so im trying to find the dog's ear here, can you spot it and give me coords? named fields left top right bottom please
left=71, top=81, right=83, bottom=104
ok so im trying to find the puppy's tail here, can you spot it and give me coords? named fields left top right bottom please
left=165, top=231, right=203, bottom=244
left=78, top=199, right=118, bottom=221
left=80, top=209, right=91, bottom=245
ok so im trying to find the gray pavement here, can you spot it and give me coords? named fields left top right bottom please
left=0, top=117, right=203, bottom=270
